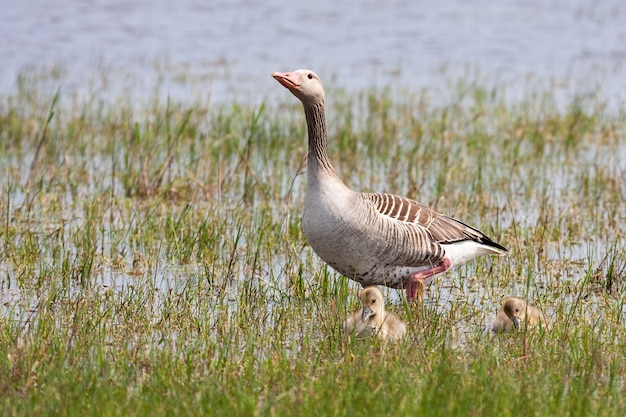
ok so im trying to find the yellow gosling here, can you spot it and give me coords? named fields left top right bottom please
left=492, top=296, right=549, bottom=332
left=343, top=286, right=406, bottom=342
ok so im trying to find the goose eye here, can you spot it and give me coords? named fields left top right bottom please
left=307, top=73, right=313, bottom=79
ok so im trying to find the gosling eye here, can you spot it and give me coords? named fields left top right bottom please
left=371, top=299, right=376, bottom=303
left=307, top=73, right=313, bottom=80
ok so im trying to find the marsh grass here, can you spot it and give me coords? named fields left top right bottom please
left=0, top=68, right=625, bottom=416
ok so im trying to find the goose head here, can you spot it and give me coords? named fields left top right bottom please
left=272, top=69, right=325, bottom=103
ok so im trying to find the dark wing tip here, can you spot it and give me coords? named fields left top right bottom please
left=479, top=234, right=508, bottom=253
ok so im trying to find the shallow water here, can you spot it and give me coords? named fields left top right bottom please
left=2, top=0, right=626, bottom=106
left=1, top=0, right=626, bottom=337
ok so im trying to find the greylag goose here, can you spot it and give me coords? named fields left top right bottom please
left=272, top=69, right=507, bottom=301
left=491, top=297, right=549, bottom=332
left=343, top=286, right=406, bottom=342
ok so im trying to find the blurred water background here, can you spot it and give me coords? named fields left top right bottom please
left=2, top=0, right=625, bottom=106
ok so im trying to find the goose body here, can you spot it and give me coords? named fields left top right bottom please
left=272, top=69, right=507, bottom=300
left=343, top=286, right=406, bottom=342
left=492, top=297, right=549, bottom=332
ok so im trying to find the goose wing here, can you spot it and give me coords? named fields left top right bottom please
left=366, top=193, right=507, bottom=252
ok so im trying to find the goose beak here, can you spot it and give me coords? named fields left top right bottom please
left=512, top=317, right=521, bottom=331
left=361, top=306, right=373, bottom=321
left=272, top=71, right=300, bottom=89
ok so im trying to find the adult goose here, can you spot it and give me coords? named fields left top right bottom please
left=272, top=69, right=507, bottom=301
left=344, top=286, right=406, bottom=342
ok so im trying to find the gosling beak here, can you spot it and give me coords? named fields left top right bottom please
left=512, top=317, right=521, bottom=331
left=361, top=306, right=373, bottom=321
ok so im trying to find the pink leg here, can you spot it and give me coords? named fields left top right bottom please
left=406, top=258, right=452, bottom=302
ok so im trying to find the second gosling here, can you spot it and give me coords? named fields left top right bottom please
left=343, top=286, right=406, bottom=342
left=492, top=296, right=549, bottom=332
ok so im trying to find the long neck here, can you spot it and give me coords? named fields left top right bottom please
left=303, top=100, right=340, bottom=180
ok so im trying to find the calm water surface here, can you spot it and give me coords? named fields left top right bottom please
left=2, top=0, right=625, bottom=104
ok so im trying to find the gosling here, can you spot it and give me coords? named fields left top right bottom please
left=343, top=286, right=406, bottom=342
left=492, top=296, right=549, bottom=332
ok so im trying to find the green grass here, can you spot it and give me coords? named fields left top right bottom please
left=0, top=67, right=625, bottom=416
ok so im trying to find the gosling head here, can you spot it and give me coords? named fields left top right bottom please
left=359, top=286, right=385, bottom=322
left=502, top=297, right=528, bottom=331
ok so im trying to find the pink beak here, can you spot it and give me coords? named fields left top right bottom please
left=272, top=71, right=300, bottom=89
